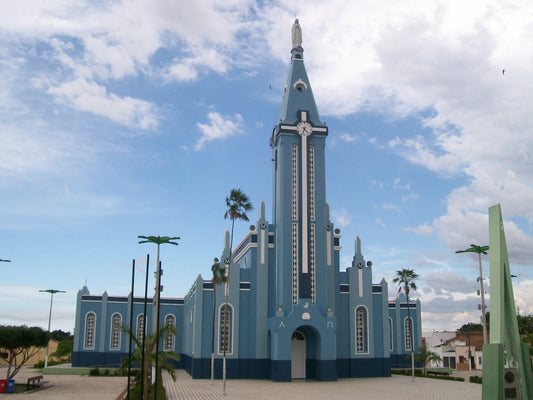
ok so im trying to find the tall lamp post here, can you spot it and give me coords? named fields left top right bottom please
left=138, top=235, right=179, bottom=399
left=39, top=289, right=66, bottom=368
left=456, top=244, right=489, bottom=344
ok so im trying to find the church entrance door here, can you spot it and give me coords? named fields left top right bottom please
left=291, top=330, right=306, bottom=379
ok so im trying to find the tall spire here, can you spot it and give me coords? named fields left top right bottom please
left=277, top=19, right=324, bottom=127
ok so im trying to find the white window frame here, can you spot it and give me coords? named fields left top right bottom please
left=355, top=306, right=369, bottom=354
left=218, top=303, right=234, bottom=355
left=164, top=314, right=176, bottom=352
left=137, top=313, right=145, bottom=347
left=110, top=313, right=121, bottom=350
left=84, top=312, right=96, bottom=350
left=404, top=316, right=413, bottom=351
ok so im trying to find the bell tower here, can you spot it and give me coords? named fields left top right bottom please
left=270, top=19, right=329, bottom=311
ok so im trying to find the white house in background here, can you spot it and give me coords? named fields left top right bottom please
left=425, top=331, right=456, bottom=368
left=426, top=330, right=485, bottom=371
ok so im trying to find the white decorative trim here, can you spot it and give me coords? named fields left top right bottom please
left=358, top=268, right=363, bottom=297
left=308, top=145, right=315, bottom=221
left=301, top=134, right=308, bottom=273
left=310, top=223, right=316, bottom=303
left=388, top=317, right=394, bottom=352
left=292, top=144, right=298, bottom=221
left=293, top=79, right=308, bottom=91
left=326, top=229, right=332, bottom=266
left=261, top=225, right=266, bottom=264
left=292, top=223, right=299, bottom=304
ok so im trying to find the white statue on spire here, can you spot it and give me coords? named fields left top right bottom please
left=292, top=18, right=302, bottom=48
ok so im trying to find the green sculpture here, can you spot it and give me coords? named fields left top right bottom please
left=482, top=204, right=533, bottom=400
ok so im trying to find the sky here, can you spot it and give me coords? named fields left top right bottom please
left=1, top=0, right=533, bottom=336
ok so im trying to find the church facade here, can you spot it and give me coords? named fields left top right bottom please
left=72, top=20, right=421, bottom=381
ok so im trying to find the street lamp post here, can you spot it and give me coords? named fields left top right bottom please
left=39, top=289, right=66, bottom=368
left=138, top=235, right=179, bottom=399
left=456, top=244, right=489, bottom=344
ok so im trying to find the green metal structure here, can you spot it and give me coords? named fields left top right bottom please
left=482, top=204, right=533, bottom=400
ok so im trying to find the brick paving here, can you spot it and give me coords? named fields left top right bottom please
left=0, top=366, right=482, bottom=399
left=163, top=370, right=481, bottom=400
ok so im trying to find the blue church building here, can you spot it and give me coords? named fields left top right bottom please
left=72, top=20, right=422, bottom=381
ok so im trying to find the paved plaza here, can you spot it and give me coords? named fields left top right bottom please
left=1, top=367, right=481, bottom=399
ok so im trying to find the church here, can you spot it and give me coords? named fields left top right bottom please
left=72, top=20, right=422, bottom=381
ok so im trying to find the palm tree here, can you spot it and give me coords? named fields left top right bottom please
left=415, top=342, right=442, bottom=376
left=210, top=257, right=228, bottom=385
left=122, top=324, right=180, bottom=400
left=222, top=188, right=252, bottom=395
left=393, top=268, right=419, bottom=381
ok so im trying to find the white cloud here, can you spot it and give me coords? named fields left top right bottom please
left=47, top=78, right=158, bottom=129
left=331, top=208, right=351, bottom=227
left=195, top=111, right=244, bottom=150
left=406, top=224, right=434, bottom=237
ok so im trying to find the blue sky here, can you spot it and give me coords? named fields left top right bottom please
left=1, top=0, right=533, bottom=334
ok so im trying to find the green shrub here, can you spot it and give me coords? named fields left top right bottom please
left=89, top=367, right=100, bottom=376
left=34, top=360, right=45, bottom=368
left=470, top=375, right=482, bottom=384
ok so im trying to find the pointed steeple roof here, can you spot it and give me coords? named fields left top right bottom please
left=277, top=19, right=325, bottom=127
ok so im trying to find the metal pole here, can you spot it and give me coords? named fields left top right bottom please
left=154, top=261, right=162, bottom=400
left=127, top=259, right=135, bottom=400
left=152, top=244, right=161, bottom=385
left=478, top=252, right=488, bottom=344
left=44, top=292, right=54, bottom=369
left=140, top=254, right=149, bottom=400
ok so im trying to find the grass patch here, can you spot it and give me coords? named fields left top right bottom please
left=37, top=367, right=91, bottom=375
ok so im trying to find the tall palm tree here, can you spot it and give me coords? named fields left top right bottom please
left=393, top=268, right=419, bottom=381
left=210, top=257, right=227, bottom=385
left=222, top=188, right=252, bottom=395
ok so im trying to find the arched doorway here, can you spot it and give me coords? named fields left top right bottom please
left=291, top=330, right=306, bottom=379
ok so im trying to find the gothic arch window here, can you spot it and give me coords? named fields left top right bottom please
left=404, top=317, right=413, bottom=351
left=388, top=317, right=393, bottom=352
left=218, top=304, right=233, bottom=354
left=355, top=306, right=368, bottom=353
left=110, top=313, right=121, bottom=350
left=137, top=314, right=145, bottom=346
left=165, top=314, right=176, bottom=351
left=84, top=312, right=96, bottom=350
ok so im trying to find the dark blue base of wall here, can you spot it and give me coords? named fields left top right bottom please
left=73, top=352, right=391, bottom=381
left=390, top=354, right=422, bottom=369
left=183, top=355, right=271, bottom=380
left=339, top=358, right=391, bottom=378
left=184, top=357, right=388, bottom=381
left=72, top=351, right=185, bottom=369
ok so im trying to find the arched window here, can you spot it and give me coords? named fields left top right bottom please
left=165, top=315, right=175, bottom=351
left=84, top=312, right=96, bottom=349
left=110, top=313, right=121, bottom=350
left=388, top=317, right=393, bottom=351
left=218, top=304, right=233, bottom=354
left=355, top=306, right=368, bottom=353
left=404, top=317, right=413, bottom=351
left=137, top=314, right=145, bottom=345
